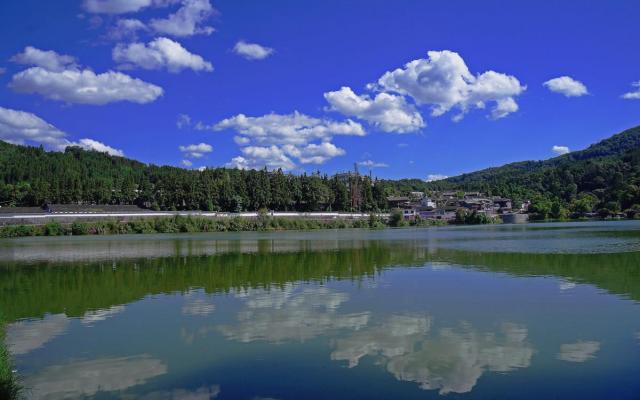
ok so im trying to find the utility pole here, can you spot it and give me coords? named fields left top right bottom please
left=351, top=163, right=361, bottom=212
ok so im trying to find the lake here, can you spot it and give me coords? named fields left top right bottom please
left=2, top=221, right=640, bottom=399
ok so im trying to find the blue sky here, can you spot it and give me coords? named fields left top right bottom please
left=0, top=0, right=639, bottom=180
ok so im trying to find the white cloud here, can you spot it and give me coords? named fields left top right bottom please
left=426, top=174, right=448, bottom=182
left=543, top=76, right=588, bottom=97
left=283, top=142, right=346, bottom=164
left=375, top=50, right=525, bottom=120
left=233, top=40, right=274, bottom=60
left=557, top=341, right=600, bottom=363
left=622, top=81, right=640, bottom=100
left=177, top=113, right=191, bottom=129
left=214, top=111, right=364, bottom=169
left=227, top=146, right=296, bottom=171
left=107, top=18, right=149, bottom=40
left=10, top=46, right=77, bottom=72
left=83, top=0, right=153, bottom=14
left=83, top=0, right=180, bottom=14
left=10, top=67, right=163, bottom=105
left=214, top=111, right=364, bottom=147
left=0, top=107, right=124, bottom=156
left=324, top=86, right=424, bottom=133
left=113, top=37, right=213, bottom=73
left=181, top=159, right=193, bottom=167
left=150, top=0, right=215, bottom=37
left=73, top=138, right=125, bottom=156
left=179, top=142, right=212, bottom=158
left=552, top=145, right=570, bottom=155
left=358, top=160, right=388, bottom=168
left=0, top=106, right=69, bottom=148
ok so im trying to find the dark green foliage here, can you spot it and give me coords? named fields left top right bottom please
left=0, top=315, right=20, bottom=400
left=422, top=126, right=640, bottom=217
left=0, top=142, right=386, bottom=212
left=0, top=215, right=401, bottom=238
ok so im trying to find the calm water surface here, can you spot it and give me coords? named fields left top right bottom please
left=1, top=221, right=640, bottom=399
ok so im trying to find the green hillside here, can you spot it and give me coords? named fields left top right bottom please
left=0, top=141, right=387, bottom=212
left=425, top=125, right=640, bottom=218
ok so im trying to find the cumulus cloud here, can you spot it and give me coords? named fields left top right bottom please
left=0, top=106, right=69, bottom=148
left=113, top=37, right=213, bottom=72
left=621, top=81, right=640, bottom=100
left=10, top=46, right=77, bottom=72
left=177, top=113, right=192, bottom=129
left=150, top=0, right=215, bottom=37
left=543, top=76, right=588, bottom=97
left=375, top=50, right=525, bottom=120
left=10, top=66, right=163, bottom=105
left=282, top=142, right=346, bottom=164
left=551, top=145, right=570, bottom=155
left=214, top=112, right=364, bottom=146
left=557, top=341, right=600, bottom=362
left=83, top=0, right=180, bottom=14
left=6, top=314, right=70, bottom=355
left=324, top=86, right=424, bottom=133
left=227, top=146, right=296, bottom=171
left=358, top=160, right=389, bottom=168
left=233, top=40, right=274, bottom=60
left=83, top=0, right=154, bottom=14
left=0, top=106, right=124, bottom=156
left=426, top=174, right=448, bottom=182
left=179, top=142, right=213, bottom=158
left=107, top=18, right=149, bottom=40
left=214, top=111, right=364, bottom=169
left=181, top=159, right=193, bottom=167
left=24, top=355, right=167, bottom=399
left=71, top=138, right=124, bottom=156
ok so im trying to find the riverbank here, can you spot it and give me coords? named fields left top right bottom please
left=0, top=319, right=20, bottom=400
left=0, top=214, right=452, bottom=239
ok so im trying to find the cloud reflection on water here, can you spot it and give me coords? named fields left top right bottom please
left=219, top=286, right=369, bottom=343
left=24, top=355, right=167, bottom=399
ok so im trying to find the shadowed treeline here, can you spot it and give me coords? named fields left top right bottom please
left=1, top=241, right=639, bottom=323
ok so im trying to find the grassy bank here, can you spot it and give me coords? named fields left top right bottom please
left=0, top=214, right=451, bottom=239
left=0, top=316, right=20, bottom=400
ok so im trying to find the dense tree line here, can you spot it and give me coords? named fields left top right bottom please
left=424, top=126, right=640, bottom=219
left=0, top=141, right=389, bottom=212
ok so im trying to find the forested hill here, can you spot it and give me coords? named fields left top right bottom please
left=0, top=141, right=388, bottom=212
left=425, top=125, right=640, bottom=218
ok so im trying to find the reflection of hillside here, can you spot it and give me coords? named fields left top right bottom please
left=431, top=249, right=640, bottom=302
left=0, top=243, right=427, bottom=321
left=1, top=241, right=638, bottom=323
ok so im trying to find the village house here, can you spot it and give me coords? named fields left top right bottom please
left=387, top=191, right=524, bottom=222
